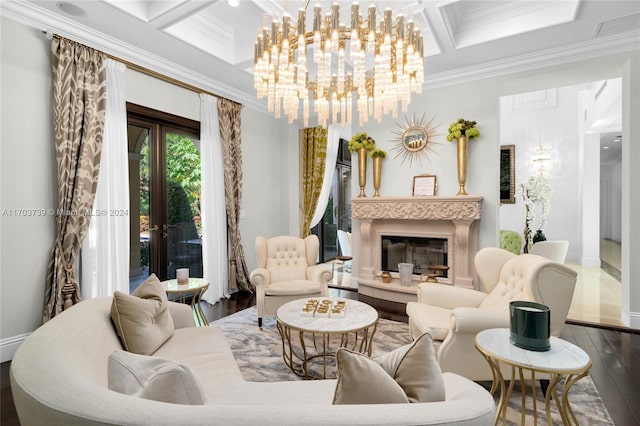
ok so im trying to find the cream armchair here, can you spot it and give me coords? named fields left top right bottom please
left=406, top=247, right=577, bottom=381
left=250, top=235, right=331, bottom=327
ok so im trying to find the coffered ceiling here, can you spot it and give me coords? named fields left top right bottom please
left=2, top=0, right=639, bottom=112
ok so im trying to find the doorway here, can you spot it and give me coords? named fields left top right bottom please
left=313, top=138, right=352, bottom=263
left=127, top=104, right=202, bottom=290
left=498, top=80, right=624, bottom=328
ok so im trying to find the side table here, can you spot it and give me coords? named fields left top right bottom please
left=161, top=278, right=209, bottom=327
left=475, top=328, right=591, bottom=425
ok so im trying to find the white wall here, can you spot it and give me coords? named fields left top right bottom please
left=498, top=87, right=582, bottom=260
left=601, top=159, right=622, bottom=241
left=1, top=18, right=55, bottom=361
left=0, top=17, right=292, bottom=361
left=621, top=54, right=640, bottom=329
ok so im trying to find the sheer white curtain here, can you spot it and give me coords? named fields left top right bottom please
left=200, top=94, right=229, bottom=304
left=310, top=125, right=340, bottom=228
left=81, top=59, right=130, bottom=297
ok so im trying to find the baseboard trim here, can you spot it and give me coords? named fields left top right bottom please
left=1, top=333, right=30, bottom=362
left=566, top=319, right=640, bottom=334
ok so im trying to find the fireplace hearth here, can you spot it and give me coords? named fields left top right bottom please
left=352, top=196, right=483, bottom=303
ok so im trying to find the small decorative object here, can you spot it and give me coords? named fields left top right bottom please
left=446, top=118, right=480, bottom=196
left=420, top=273, right=438, bottom=283
left=398, top=263, right=414, bottom=286
left=176, top=268, right=189, bottom=284
left=533, top=229, right=547, bottom=244
left=520, top=174, right=552, bottom=252
left=509, top=301, right=550, bottom=351
left=348, top=132, right=376, bottom=197
left=412, top=174, right=437, bottom=196
left=380, top=271, right=391, bottom=283
left=391, top=114, right=440, bottom=166
left=370, top=148, right=387, bottom=197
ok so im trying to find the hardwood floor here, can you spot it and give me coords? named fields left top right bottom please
left=2, top=291, right=639, bottom=425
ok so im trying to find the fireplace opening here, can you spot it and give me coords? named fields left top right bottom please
left=381, top=235, right=449, bottom=277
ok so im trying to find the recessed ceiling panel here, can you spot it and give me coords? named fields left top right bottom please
left=163, top=1, right=265, bottom=66
left=438, top=0, right=580, bottom=49
left=102, top=0, right=187, bottom=23
left=594, top=12, right=640, bottom=38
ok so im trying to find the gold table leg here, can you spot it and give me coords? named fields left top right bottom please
left=276, top=320, right=378, bottom=379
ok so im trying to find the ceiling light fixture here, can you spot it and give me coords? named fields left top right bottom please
left=253, top=3, right=425, bottom=127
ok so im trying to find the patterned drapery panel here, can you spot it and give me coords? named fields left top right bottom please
left=301, top=127, right=328, bottom=237
left=217, top=98, right=251, bottom=292
left=44, top=37, right=107, bottom=322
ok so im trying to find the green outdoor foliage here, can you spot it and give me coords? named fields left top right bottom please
left=139, top=133, right=201, bottom=219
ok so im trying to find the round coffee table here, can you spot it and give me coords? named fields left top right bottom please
left=276, top=298, right=378, bottom=379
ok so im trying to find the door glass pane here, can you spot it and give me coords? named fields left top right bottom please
left=322, top=179, right=338, bottom=261
left=338, top=165, right=352, bottom=232
left=128, top=125, right=150, bottom=292
left=165, top=133, right=203, bottom=279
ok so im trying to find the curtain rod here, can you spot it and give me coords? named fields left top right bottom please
left=48, top=33, right=240, bottom=106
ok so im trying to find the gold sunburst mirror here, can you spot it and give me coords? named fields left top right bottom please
left=391, top=114, right=440, bottom=166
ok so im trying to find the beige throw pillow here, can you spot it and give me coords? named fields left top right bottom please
left=108, top=350, right=206, bottom=405
left=111, top=274, right=174, bottom=355
left=333, top=333, right=445, bottom=404
left=375, top=332, right=446, bottom=403
left=333, top=348, right=410, bottom=404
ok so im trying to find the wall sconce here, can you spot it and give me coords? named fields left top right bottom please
left=532, top=145, right=552, bottom=176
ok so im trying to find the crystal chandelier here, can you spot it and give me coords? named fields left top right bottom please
left=253, top=3, right=425, bottom=127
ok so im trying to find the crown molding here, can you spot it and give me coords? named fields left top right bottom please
left=0, top=0, right=265, bottom=112
left=423, top=31, right=640, bottom=91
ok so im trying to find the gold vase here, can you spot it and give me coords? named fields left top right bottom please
left=357, top=147, right=367, bottom=197
left=372, top=156, right=382, bottom=197
left=456, top=135, right=469, bottom=195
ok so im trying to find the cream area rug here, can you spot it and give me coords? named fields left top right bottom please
left=213, top=307, right=613, bottom=425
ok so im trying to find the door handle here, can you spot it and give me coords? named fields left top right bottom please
left=149, top=225, right=159, bottom=232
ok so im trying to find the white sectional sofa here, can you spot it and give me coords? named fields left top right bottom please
left=10, top=297, right=495, bottom=425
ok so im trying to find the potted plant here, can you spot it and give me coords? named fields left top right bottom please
left=521, top=174, right=553, bottom=252
left=370, top=149, right=387, bottom=197
left=349, top=132, right=376, bottom=197
left=348, top=132, right=376, bottom=152
left=446, top=118, right=480, bottom=141
left=446, top=118, right=480, bottom=195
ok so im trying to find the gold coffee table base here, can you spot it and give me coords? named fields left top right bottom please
left=276, top=321, right=377, bottom=379
left=275, top=298, right=379, bottom=380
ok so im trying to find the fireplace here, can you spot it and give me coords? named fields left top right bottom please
left=381, top=235, right=449, bottom=278
left=352, top=196, right=483, bottom=303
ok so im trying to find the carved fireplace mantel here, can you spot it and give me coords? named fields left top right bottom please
left=352, top=196, right=483, bottom=303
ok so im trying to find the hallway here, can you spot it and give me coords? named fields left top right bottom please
left=567, top=239, right=624, bottom=328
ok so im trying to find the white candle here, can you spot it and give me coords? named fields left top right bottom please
left=176, top=268, right=189, bottom=284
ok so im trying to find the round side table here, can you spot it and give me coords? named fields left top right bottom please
left=161, top=278, right=209, bottom=327
left=475, top=328, right=591, bottom=425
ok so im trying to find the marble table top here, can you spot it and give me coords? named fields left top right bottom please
left=476, top=328, right=591, bottom=373
left=277, top=298, right=378, bottom=333
left=161, top=278, right=208, bottom=292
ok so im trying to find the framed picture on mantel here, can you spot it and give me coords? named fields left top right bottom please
left=413, top=174, right=437, bottom=196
